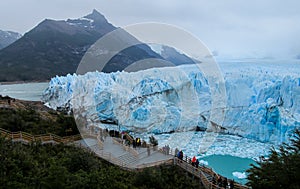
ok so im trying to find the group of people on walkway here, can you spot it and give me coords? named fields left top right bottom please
left=162, top=144, right=170, bottom=155
left=191, top=156, right=200, bottom=168
left=176, top=149, right=184, bottom=160
left=120, top=131, right=146, bottom=148
left=175, top=149, right=236, bottom=189
left=213, top=174, right=235, bottom=189
left=132, top=137, right=142, bottom=148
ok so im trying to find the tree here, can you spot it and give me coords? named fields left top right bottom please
left=246, top=129, right=300, bottom=189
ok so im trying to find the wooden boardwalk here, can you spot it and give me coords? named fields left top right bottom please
left=0, top=128, right=250, bottom=188
left=77, top=134, right=174, bottom=170
left=174, top=158, right=249, bottom=189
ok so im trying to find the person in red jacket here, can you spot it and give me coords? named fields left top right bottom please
left=191, top=156, right=196, bottom=166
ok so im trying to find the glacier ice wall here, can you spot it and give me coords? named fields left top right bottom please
left=42, top=62, right=300, bottom=144
left=219, top=62, right=300, bottom=143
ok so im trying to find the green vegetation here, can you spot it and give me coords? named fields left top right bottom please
left=0, top=107, right=78, bottom=136
left=0, top=99, right=202, bottom=188
left=246, top=129, right=300, bottom=189
left=0, top=138, right=202, bottom=189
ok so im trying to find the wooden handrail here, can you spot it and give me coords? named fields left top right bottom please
left=0, top=128, right=82, bottom=144
left=124, top=133, right=134, bottom=143
left=0, top=127, right=250, bottom=188
left=112, top=137, right=139, bottom=158
left=174, top=157, right=250, bottom=189
left=96, top=134, right=104, bottom=149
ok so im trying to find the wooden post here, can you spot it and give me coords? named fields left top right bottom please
left=186, top=157, right=188, bottom=170
left=20, top=131, right=22, bottom=141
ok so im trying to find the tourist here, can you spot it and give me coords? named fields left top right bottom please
left=191, top=156, right=196, bottom=166
left=133, top=140, right=136, bottom=148
left=179, top=150, right=183, bottom=160
left=163, top=145, right=170, bottom=155
left=135, top=137, right=141, bottom=147
left=122, top=133, right=126, bottom=144
left=217, top=176, right=222, bottom=187
left=175, top=148, right=179, bottom=157
left=223, top=177, right=228, bottom=188
left=142, top=140, right=147, bottom=147
left=177, top=150, right=183, bottom=160
left=166, top=145, right=170, bottom=155
left=195, top=159, right=199, bottom=168
left=147, top=146, right=150, bottom=156
left=177, top=150, right=181, bottom=159
left=212, top=174, right=216, bottom=185
left=229, top=180, right=234, bottom=189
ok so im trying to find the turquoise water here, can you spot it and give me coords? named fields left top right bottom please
left=199, top=155, right=256, bottom=185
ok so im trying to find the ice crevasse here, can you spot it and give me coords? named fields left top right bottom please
left=42, top=63, right=300, bottom=144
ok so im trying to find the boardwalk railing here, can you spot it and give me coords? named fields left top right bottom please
left=92, top=148, right=129, bottom=168
left=1, top=127, right=250, bottom=188
left=0, top=128, right=82, bottom=144
left=174, top=157, right=250, bottom=189
left=112, top=137, right=139, bottom=158
left=124, top=132, right=134, bottom=143
left=96, top=134, right=104, bottom=149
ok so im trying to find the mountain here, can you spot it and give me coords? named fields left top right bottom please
left=0, top=10, right=161, bottom=82
left=0, top=30, right=22, bottom=50
left=149, top=44, right=195, bottom=65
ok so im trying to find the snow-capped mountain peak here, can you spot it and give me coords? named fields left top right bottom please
left=66, top=9, right=113, bottom=30
left=0, top=30, right=22, bottom=50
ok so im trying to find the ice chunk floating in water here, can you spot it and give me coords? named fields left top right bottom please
left=199, top=160, right=209, bottom=166
left=42, top=62, right=300, bottom=145
left=232, top=172, right=247, bottom=179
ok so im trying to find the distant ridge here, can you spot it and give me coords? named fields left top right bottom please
left=0, top=30, right=22, bottom=50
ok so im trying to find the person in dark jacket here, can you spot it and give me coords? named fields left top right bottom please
left=195, top=159, right=199, bottom=168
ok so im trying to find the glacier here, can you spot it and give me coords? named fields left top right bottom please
left=42, top=61, right=300, bottom=145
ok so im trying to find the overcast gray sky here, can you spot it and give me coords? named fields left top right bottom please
left=1, top=0, right=300, bottom=59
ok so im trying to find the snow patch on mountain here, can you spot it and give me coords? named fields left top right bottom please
left=0, top=30, right=22, bottom=49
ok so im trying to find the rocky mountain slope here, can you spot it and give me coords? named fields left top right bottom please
left=0, top=10, right=161, bottom=82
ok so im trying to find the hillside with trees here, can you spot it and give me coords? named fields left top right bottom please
left=0, top=96, right=203, bottom=188
left=0, top=138, right=202, bottom=189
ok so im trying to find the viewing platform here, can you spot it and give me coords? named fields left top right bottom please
left=0, top=127, right=250, bottom=189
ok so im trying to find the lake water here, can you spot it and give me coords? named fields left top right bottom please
left=0, top=82, right=257, bottom=184
left=0, top=82, right=49, bottom=101
left=199, top=155, right=256, bottom=184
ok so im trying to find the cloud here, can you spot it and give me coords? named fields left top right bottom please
left=0, top=0, right=299, bottom=59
